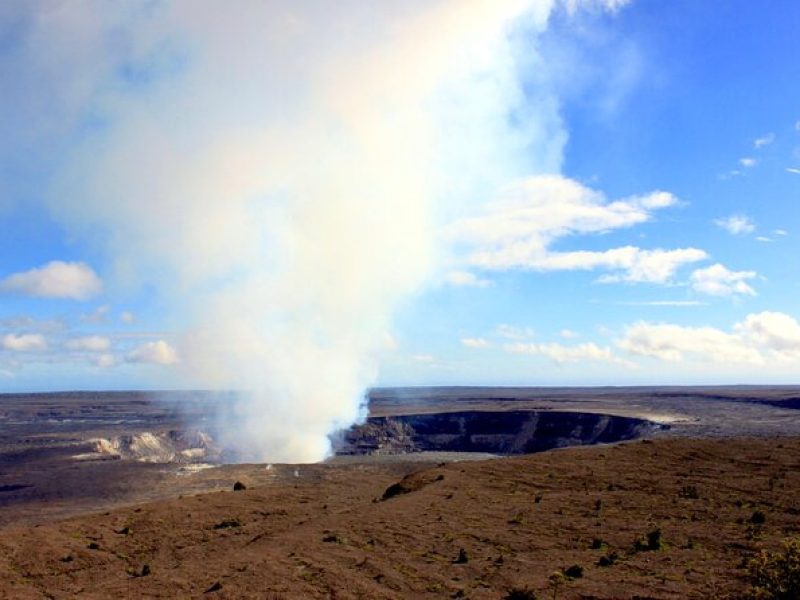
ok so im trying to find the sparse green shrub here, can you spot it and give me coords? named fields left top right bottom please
left=633, top=528, right=663, bottom=552
left=564, top=564, right=583, bottom=579
left=504, top=587, right=538, bottom=600
left=509, top=512, right=526, bottom=525
left=548, top=571, right=567, bottom=599
left=752, top=510, right=767, bottom=525
left=679, top=485, right=700, bottom=499
left=590, top=538, right=604, bottom=550
left=453, top=548, right=469, bottom=564
left=745, top=538, right=800, bottom=599
left=647, top=528, right=663, bottom=551
left=597, top=551, right=619, bottom=567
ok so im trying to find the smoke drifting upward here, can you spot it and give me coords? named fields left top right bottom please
left=16, top=0, right=610, bottom=461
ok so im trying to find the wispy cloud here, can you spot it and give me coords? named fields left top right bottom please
left=505, top=341, right=627, bottom=365
left=65, top=336, right=111, bottom=352
left=412, top=354, right=436, bottom=364
left=452, top=175, right=702, bottom=285
left=445, top=270, right=492, bottom=288
left=461, top=337, right=490, bottom=349
left=714, top=214, right=755, bottom=235
left=754, top=133, right=775, bottom=148
left=496, top=324, right=535, bottom=340
left=739, top=157, right=757, bottom=168
left=615, top=300, right=706, bottom=307
left=81, top=305, right=111, bottom=324
left=787, top=168, right=800, bottom=175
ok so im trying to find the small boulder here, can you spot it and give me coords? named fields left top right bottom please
left=233, top=481, right=247, bottom=491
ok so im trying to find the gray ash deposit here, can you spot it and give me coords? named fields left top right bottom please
left=333, top=410, right=663, bottom=456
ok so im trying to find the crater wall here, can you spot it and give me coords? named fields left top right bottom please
left=334, top=410, right=663, bottom=456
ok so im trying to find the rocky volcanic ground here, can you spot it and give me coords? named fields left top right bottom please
left=1, top=388, right=800, bottom=598
left=1, top=436, right=800, bottom=598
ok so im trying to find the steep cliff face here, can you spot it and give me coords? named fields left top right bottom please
left=335, top=410, right=663, bottom=455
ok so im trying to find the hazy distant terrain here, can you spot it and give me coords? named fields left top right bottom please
left=2, top=386, right=800, bottom=527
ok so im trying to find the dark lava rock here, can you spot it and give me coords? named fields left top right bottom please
left=233, top=481, right=247, bottom=491
left=204, top=581, right=223, bottom=593
left=380, top=469, right=444, bottom=501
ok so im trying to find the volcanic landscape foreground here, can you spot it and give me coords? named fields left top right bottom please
left=1, top=386, right=800, bottom=598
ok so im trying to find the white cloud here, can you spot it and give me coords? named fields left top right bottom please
left=445, top=270, right=492, bottom=288
left=0, top=261, right=102, bottom=301
left=592, top=247, right=708, bottom=284
left=1, top=333, right=48, bottom=352
left=66, top=335, right=111, bottom=352
left=454, top=176, right=677, bottom=249
left=120, top=311, right=136, bottom=324
left=496, top=324, right=535, bottom=340
left=126, top=340, right=179, bottom=365
left=505, top=341, right=624, bottom=364
left=95, top=354, right=117, bottom=368
left=756, top=236, right=773, bottom=243
left=618, top=322, right=762, bottom=364
left=714, top=214, right=755, bottom=235
left=736, top=312, right=800, bottom=355
left=754, top=133, right=775, bottom=148
left=461, top=337, right=490, bottom=348
left=796, top=120, right=800, bottom=132
left=451, top=175, right=699, bottom=284
left=739, top=157, right=757, bottom=168
left=619, top=311, right=800, bottom=365
left=787, top=168, right=800, bottom=175
left=689, top=263, right=757, bottom=297
left=560, top=329, right=579, bottom=339
left=774, top=229, right=789, bottom=236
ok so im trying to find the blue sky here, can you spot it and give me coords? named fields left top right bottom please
left=1, top=0, right=799, bottom=393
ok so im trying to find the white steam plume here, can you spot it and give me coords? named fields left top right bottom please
left=11, top=1, right=613, bottom=461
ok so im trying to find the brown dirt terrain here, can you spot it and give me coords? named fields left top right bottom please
left=1, top=436, right=799, bottom=599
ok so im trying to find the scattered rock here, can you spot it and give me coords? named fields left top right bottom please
left=453, top=548, right=469, bottom=564
left=380, top=469, right=444, bottom=501
left=204, top=581, right=223, bottom=593
left=87, top=542, right=100, bottom=550
left=213, top=518, right=242, bottom=530
left=233, top=481, right=247, bottom=491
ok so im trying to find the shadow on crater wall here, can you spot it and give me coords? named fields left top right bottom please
left=334, top=410, right=665, bottom=456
